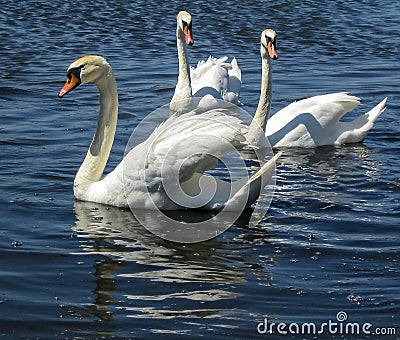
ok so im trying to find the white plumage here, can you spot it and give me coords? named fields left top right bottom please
left=170, top=11, right=242, bottom=115
left=266, top=93, right=387, bottom=147
left=246, top=29, right=387, bottom=148
left=59, top=55, right=279, bottom=211
left=191, top=56, right=242, bottom=105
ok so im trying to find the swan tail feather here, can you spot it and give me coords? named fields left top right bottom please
left=207, top=55, right=231, bottom=69
left=366, top=97, right=387, bottom=125
left=228, top=57, right=242, bottom=81
left=336, top=97, right=387, bottom=144
left=246, top=152, right=282, bottom=187
left=227, top=57, right=242, bottom=104
left=349, top=97, right=387, bottom=131
left=220, top=151, right=281, bottom=211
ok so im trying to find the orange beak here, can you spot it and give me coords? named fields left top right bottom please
left=267, top=41, right=278, bottom=60
left=183, top=26, right=194, bottom=46
left=58, top=72, right=81, bottom=98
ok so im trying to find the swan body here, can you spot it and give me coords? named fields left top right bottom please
left=59, top=55, right=279, bottom=211
left=266, top=93, right=387, bottom=147
left=247, top=29, right=387, bottom=148
left=190, top=55, right=242, bottom=105
left=170, top=11, right=242, bottom=115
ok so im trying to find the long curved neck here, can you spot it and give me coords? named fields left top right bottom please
left=247, top=51, right=272, bottom=144
left=170, top=25, right=193, bottom=114
left=74, top=71, right=118, bottom=190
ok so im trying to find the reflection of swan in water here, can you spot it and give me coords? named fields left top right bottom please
left=72, top=201, right=266, bottom=277
left=72, top=201, right=276, bottom=320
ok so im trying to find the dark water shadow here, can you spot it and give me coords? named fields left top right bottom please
left=70, top=201, right=277, bottom=326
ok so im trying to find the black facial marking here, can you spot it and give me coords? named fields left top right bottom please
left=67, top=65, right=84, bottom=81
left=262, top=42, right=268, bottom=51
left=182, top=20, right=192, bottom=31
left=264, top=35, right=277, bottom=49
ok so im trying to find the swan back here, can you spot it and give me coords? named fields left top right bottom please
left=121, top=108, right=247, bottom=209
left=266, top=93, right=386, bottom=147
left=190, top=56, right=242, bottom=105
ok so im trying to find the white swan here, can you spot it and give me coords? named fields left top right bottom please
left=170, top=11, right=242, bottom=114
left=247, top=29, right=387, bottom=148
left=58, top=55, right=280, bottom=211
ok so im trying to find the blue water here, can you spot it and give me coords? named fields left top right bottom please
left=0, top=0, right=399, bottom=338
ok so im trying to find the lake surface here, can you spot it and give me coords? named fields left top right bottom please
left=0, top=0, right=399, bottom=338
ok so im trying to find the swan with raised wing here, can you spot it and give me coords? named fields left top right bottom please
left=247, top=29, right=387, bottom=148
left=170, top=11, right=241, bottom=114
left=58, top=55, right=280, bottom=211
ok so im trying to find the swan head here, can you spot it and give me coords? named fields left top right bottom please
left=177, top=11, right=194, bottom=45
left=260, top=29, right=278, bottom=60
left=58, top=55, right=111, bottom=97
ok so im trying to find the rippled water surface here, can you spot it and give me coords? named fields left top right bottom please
left=1, top=0, right=399, bottom=338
